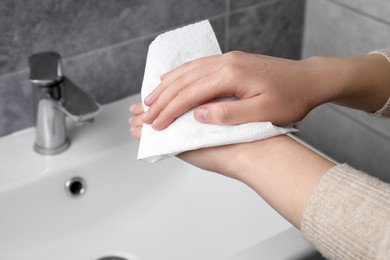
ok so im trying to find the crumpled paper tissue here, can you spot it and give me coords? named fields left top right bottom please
left=137, top=20, right=295, bottom=163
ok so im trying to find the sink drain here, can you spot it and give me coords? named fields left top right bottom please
left=65, top=176, right=86, bottom=197
left=97, top=257, right=128, bottom=260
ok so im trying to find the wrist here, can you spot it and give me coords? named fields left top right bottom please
left=299, top=56, right=356, bottom=108
left=230, top=135, right=290, bottom=184
left=352, top=54, right=390, bottom=112
left=231, top=135, right=334, bottom=228
left=302, top=54, right=390, bottom=112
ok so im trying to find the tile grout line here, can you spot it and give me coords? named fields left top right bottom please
left=65, top=13, right=226, bottom=62
left=0, top=0, right=288, bottom=80
left=221, top=0, right=289, bottom=53
left=225, top=0, right=230, bottom=52
left=0, top=0, right=287, bottom=80
left=0, top=67, right=29, bottom=79
left=300, top=0, right=308, bottom=59
left=326, top=0, right=390, bottom=27
left=229, top=0, right=287, bottom=16
left=0, top=13, right=226, bottom=81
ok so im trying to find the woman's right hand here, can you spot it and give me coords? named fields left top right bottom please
left=141, top=51, right=390, bottom=131
left=141, top=51, right=323, bottom=130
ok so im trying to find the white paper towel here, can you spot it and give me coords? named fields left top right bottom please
left=137, top=20, right=296, bottom=163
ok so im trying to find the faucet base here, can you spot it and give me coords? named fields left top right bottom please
left=34, top=138, right=71, bottom=155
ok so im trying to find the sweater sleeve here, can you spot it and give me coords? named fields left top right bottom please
left=374, top=97, right=390, bottom=117
left=368, top=48, right=390, bottom=117
left=301, top=164, right=390, bottom=259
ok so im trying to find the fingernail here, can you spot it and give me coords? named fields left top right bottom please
left=160, top=72, right=168, bottom=80
left=142, top=112, right=149, bottom=122
left=129, top=104, right=135, bottom=112
left=196, top=107, right=209, bottom=123
left=152, top=117, right=162, bottom=129
left=145, top=93, right=153, bottom=103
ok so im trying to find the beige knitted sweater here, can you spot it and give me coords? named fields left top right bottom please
left=301, top=49, right=390, bottom=259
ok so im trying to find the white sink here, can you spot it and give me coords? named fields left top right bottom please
left=0, top=94, right=317, bottom=260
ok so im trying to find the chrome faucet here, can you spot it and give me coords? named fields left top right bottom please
left=29, top=52, right=100, bottom=155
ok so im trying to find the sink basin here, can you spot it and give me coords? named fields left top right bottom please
left=0, top=94, right=317, bottom=260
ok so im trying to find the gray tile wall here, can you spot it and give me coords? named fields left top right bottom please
left=229, top=0, right=304, bottom=59
left=0, top=0, right=305, bottom=137
left=297, top=0, right=390, bottom=182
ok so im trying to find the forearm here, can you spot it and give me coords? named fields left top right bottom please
left=303, top=53, right=390, bottom=112
left=217, top=136, right=334, bottom=229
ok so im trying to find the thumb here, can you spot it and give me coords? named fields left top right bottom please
left=194, top=97, right=267, bottom=125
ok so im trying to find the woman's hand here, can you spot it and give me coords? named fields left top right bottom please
left=141, top=51, right=322, bottom=130
left=129, top=102, right=245, bottom=179
left=140, top=51, right=390, bottom=131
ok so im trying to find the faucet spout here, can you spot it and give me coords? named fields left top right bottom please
left=29, top=52, right=100, bottom=155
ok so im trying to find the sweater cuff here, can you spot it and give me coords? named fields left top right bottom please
left=301, top=164, right=390, bottom=259
left=368, top=48, right=390, bottom=63
left=368, top=48, right=390, bottom=117
left=374, top=97, right=390, bottom=117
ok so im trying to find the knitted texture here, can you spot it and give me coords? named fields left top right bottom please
left=301, top=164, right=390, bottom=259
left=369, top=48, right=390, bottom=63
left=374, top=97, right=390, bottom=117
left=369, top=48, right=390, bottom=117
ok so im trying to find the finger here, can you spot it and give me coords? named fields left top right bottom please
left=151, top=72, right=235, bottom=130
left=142, top=62, right=221, bottom=124
left=193, top=96, right=274, bottom=125
left=129, top=126, right=142, bottom=140
left=162, top=54, right=220, bottom=83
left=129, top=115, right=144, bottom=128
left=144, top=54, right=221, bottom=106
left=130, top=102, right=144, bottom=116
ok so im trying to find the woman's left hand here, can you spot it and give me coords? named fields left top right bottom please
left=129, top=102, right=244, bottom=179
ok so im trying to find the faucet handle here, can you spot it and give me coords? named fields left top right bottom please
left=58, top=77, right=100, bottom=122
left=29, top=52, right=63, bottom=86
